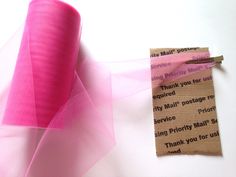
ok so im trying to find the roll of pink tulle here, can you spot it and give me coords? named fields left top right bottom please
left=3, top=0, right=81, bottom=128
left=0, top=0, right=115, bottom=176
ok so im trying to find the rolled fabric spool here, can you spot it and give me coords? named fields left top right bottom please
left=0, top=2, right=116, bottom=176
left=3, top=0, right=81, bottom=127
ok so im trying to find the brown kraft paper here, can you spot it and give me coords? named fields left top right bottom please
left=150, top=48, right=222, bottom=156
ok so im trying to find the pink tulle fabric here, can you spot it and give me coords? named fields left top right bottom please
left=0, top=0, right=115, bottom=176
left=0, top=0, right=217, bottom=177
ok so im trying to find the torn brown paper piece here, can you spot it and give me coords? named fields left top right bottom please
left=150, top=48, right=222, bottom=156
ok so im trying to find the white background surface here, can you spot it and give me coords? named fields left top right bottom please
left=0, top=0, right=236, bottom=177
